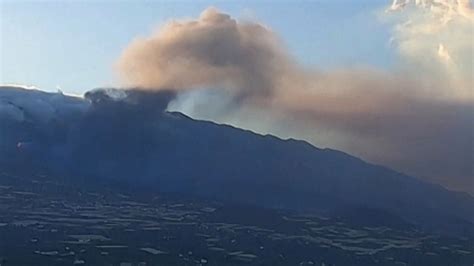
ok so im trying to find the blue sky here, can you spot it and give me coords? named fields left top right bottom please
left=1, top=0, right=394, bottom=95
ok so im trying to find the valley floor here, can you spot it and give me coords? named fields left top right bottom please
left=0, top=172, right=472, bottom=266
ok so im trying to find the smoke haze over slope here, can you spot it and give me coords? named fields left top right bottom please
left=116, top=2, right=473, bottom=192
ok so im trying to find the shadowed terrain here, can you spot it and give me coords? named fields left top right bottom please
left=0, top=86, right=473, bottom=265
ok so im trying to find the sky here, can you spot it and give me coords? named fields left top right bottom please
left=0, top=0, right=393, bottom=95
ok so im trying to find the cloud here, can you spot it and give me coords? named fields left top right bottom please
left=117, top=7, right=293, bottom=102
left=386, top=0, right=474, bottom=100
left=117, top=6, right=473, bottom=193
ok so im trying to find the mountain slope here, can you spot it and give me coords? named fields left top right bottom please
left=0, top=86, right=472, bottom=235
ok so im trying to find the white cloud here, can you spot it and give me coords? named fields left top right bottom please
left=386, top=0, right=474, bottom=100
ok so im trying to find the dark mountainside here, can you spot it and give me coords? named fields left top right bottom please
left=0, top=86, right=473, bottom=236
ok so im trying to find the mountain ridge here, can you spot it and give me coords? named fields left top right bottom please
left=0, top=86, right=472, bottom=236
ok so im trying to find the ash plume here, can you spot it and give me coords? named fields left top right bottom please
left=117, top=5, right=473, bottom=193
